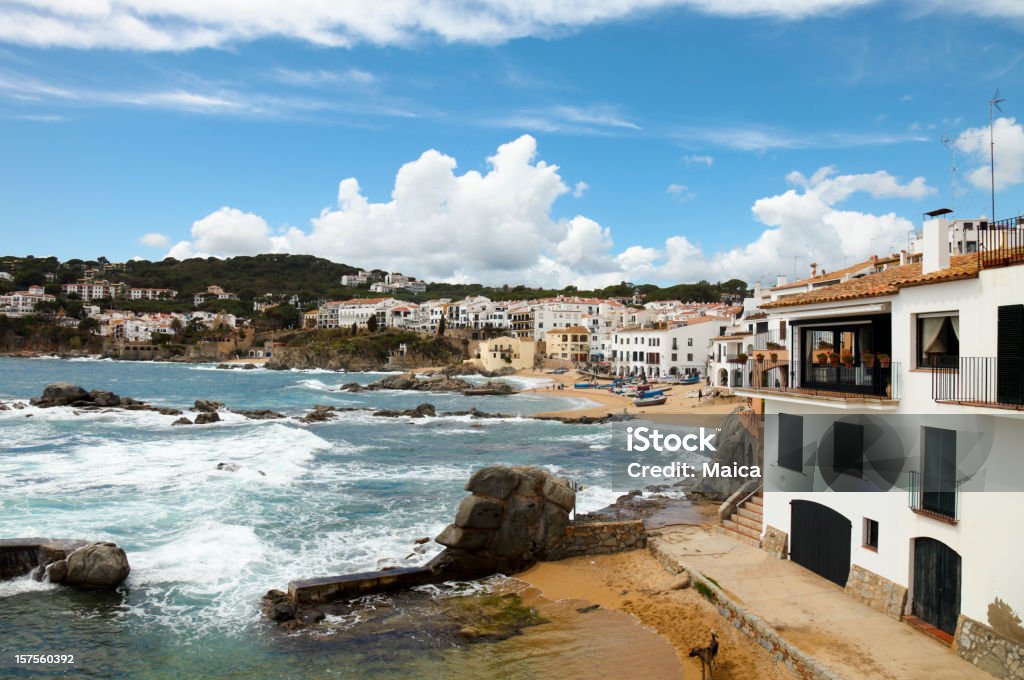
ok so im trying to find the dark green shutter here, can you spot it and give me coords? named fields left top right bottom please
left=997, top=305, right=1024, bottom=405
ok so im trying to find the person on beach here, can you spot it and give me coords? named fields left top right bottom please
left=698, top=389, right=703, bottom=402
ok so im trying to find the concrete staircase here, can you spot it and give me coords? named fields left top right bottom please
left=719, top=490, right=763, bottom=547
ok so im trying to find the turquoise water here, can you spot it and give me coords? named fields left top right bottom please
left=0, top=358, right=647, bottom=679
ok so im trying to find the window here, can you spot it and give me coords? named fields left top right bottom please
left=916, top=312, right=959, bottom=369
left=687, top=338, right=693, bottom=347
left=778, top=413, right=803, bottom=472
left=687, top=353, right=693, bottom=362
left=922, top=427, right=957, bottom=518
left=671, top=353, right=677, bottom=361
left=833, top=422, right=864, bottom=477
left=863, top=518, right=879, bottom=550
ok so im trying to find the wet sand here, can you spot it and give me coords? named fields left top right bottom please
left=517, top=550, right=796, bottom=680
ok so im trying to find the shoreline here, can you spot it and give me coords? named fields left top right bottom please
left=516, top=550, right=795, bottom=679
left=517, top=368, right=742, bottom=420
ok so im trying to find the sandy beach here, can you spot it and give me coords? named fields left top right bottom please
left=517, top=550, right=795, bottom=679
left=518, top=368, right=743, bottom=420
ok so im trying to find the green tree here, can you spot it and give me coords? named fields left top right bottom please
left=437, top=312, right=446, bottom=337
left=366, top=314, right=379, bottom=333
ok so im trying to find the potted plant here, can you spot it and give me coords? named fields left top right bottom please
left=841, top=351, right=854, bottom=368
left=877, top=353, right=891, bottom=368
left=755, top=353, right=765, bottom=362
left=829, top=352, right=841, bottom=366
left=769, top=352, right=778, bottom=362
left=817, top=352, right=829, bottom=366
left=736, top=352, right=748, bottom=364
left=862, top=352, right=876, bottom=368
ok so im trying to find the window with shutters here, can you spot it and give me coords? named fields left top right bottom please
left=833, top=422, right=864, bottom=477
left=997, top=305, right=1024, bottom=405
left=778, top=413, right=803, bottom=472
left=915, top=312, right=959, bottom=369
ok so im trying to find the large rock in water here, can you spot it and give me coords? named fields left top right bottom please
left=47, top=542, right=130, bottom=589
left=428, top=466, right=575, bottom=579
left=35, top=382, right=89, bottom=406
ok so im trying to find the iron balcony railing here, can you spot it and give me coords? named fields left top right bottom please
left=978, top=216, right=1024, bottom=269
left=908, top=470, right=959, bottom=522
left=931, top=356, right=1024, bottom=409
left=744, top=358, right=901, bottom=401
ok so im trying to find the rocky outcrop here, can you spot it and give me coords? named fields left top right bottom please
left=194, top=412, right=221, bottom=425
left=0, top=538, right=129, bottom=590
left=236, top=409, right=285, bottom=420
left=672, top=408, right=760, bottom=501
left=48, top=542, right=131, bottom=589
left=28, top=383, right=182, bottom=415
left=367, top=372, right=473, bottom=393
left=373, top=403, right=436, bottom=418
left=193, top=400, right=224, bottom=413
left=532, top=411, right=634, bottom=425
left=427, top=466, right=576, bottom=579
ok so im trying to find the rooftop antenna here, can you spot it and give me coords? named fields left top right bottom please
left=989, top=89, right=1006, bottom=222
left=941, top=134, right=957, bottom=215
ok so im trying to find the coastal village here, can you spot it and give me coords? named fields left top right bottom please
left=3, top=212, right=1024, bottom=679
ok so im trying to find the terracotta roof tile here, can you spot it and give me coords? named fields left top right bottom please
left=762, top=254, right=981, bottom=309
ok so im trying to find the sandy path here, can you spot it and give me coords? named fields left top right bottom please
left=517, top=550, right=796, bottom=680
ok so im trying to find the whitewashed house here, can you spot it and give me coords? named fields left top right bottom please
left=733, top=214, right=1024, bottom=676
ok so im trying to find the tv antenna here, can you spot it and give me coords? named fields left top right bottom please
left=989, top=89, right=1006, bottom=222
left=941, top=134, right=957, bottom=214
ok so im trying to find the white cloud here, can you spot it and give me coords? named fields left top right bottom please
left=666, top=183, right=696, bottom=202
left=573, top=181, right=589, bottom=198
left=167, top=207, right=286, bottom=259
left=674, top=125, right=931, bottom=152
left=270, top=68, right=376, bottom=87
left=491, top=104, right=641, bottom=136
left=159, top=138, right=933, bottom=289
left=956, top=116, right=1024, bottom=191
left=0, top=1, right=882, bottom=51
left=682, top=153, right=714, bottom=166
left=140, top=232, right=170, bottom=248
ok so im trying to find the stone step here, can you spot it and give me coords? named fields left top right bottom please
left=722, top=518, right=762, bottom=539
left=717, top=523, right=761, bottom=548
left=738, top=506, right=762, bottom=522
left=746, top=495, right=763, bottom=508
left=733, top=513, right=762, bottom=531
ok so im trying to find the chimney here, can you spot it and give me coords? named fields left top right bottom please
left=900, top=249, right=908, bottom=265
left=810, top=262, right=817, bottom=277
left=922, top=217, right=951, bottom=274
left=776, top=274, right=787, bottom=287
left=754, top=281, right=762, bottom=298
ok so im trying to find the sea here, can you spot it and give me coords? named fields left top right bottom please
left=0, top=357, right=684, bottom=679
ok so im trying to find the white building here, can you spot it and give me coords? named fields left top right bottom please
left=340, top=270, right=371, bottom=287
left=610, top=317, right=723, bottom=378
left=62, top=279, right=125, bottom=301
left=128, top=287, right=177, bottom=301
left=0, top=271, right=13, bottom=282
left=0, top=285, right=55, bottom=315
left=193, top=285, right=238, bottom=307
left=317, top=297, right=401, bottom=329
left=733, top=214, right=1024, bottom=677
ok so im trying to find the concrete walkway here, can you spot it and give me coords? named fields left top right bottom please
left=651, top=526, right=989, bottom=680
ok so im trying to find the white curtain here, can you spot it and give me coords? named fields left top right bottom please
left=950, top=315, right=960, bottom=342
left=921, top=317, right=946, bottom=354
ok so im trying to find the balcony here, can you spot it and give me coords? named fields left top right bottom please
left=752, top=329, right=788, bottom=352
left=978, top=217, right=1024, bottom=270
left=908, top=470, right=958, bottom=523
left=931, top=356, right=1024, bottom=410
left=741, top=358, right=901, bottom=402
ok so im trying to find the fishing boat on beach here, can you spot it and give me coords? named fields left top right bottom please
left=633, top=395, right=667, bottom=407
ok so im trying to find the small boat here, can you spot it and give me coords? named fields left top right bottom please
left=574, top=382, right=595, bottom=389
left=637, top=388, right=668, bottom=398
left=634, top=395, right=667, bottom=407
left=678, top=376, right=701, bottom=385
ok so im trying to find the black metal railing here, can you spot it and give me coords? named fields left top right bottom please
left=931, top=356, right=1024, bottom=409
left=743, top=358, right=900, bottom=401
left=978, top=216, right=1024, bottom=269
left=908, top=470, right=958, bottom=522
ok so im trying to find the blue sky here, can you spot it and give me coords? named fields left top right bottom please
left=2, top=1, right=1024, bottom=286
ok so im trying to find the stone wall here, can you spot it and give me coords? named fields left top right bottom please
left=843, top=564, right=907, bottom=621
left=955, top=615, right=1024, bottom=679
left=761, top=525, right=788, bottom=559
left=650, top=538, right=842, bottom=680
left=548, top=520, right=646, bottom=560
